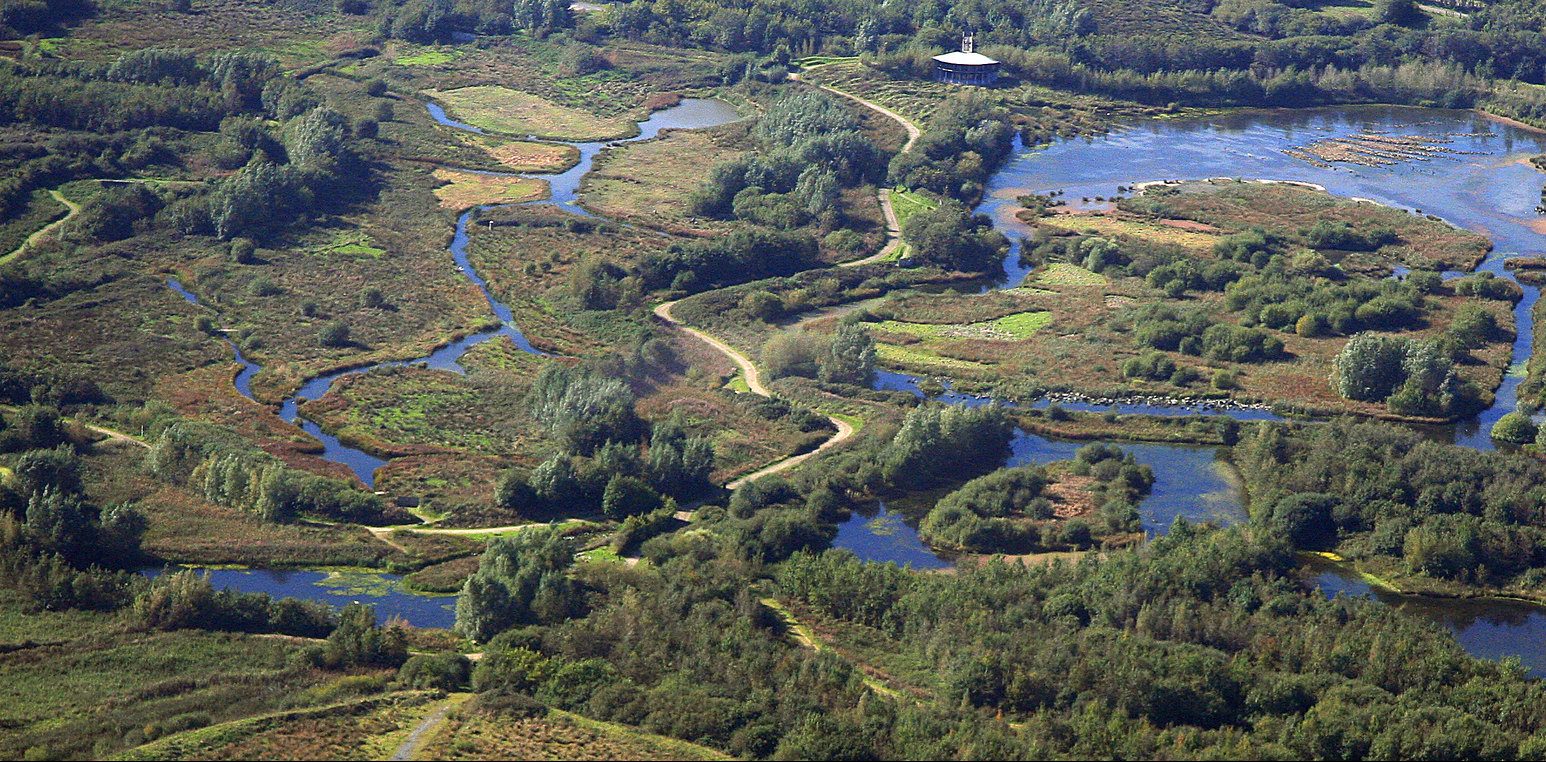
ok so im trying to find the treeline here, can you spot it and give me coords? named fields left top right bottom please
left=1236, top=418, right=1546, bottom=589
left=0, top=402, right=146, bottom=611
left=688, top=90, right=886, bottom=231
left=492, top=365, right=717, bottom=521
left=145, top=420, right=393, bottom=524
left=0, top=48, right=373, bottom=242
left=447, top=506, right=1546, bottom=758
left=640, top=227, right=821, bottom=293
left=888, top=93, right=1015, bottom=202
left=774, top=523, right=1546, bottom=758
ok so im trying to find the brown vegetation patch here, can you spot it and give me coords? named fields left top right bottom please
left=1044, top=473, right=1098, bottom=519
left=431, top=168, right=548, bottom=210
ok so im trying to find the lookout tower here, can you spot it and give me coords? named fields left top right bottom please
left=932, top=33, right=1000, bottom=86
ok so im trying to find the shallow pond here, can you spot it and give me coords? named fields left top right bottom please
left=834, top=428, right=1245, bottom=569
left=143, top=566, right=457, bottom=630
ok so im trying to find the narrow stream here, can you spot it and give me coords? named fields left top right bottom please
left=167, top=98, right=742, bottom=489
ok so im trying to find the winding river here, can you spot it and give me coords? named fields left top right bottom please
left=154, top=98, right=742, bottom=625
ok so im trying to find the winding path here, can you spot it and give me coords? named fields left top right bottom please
left=791, top=71, right=921, bottom=153
left=389, top=694, right=467, bottom=761
left=1, top=189, right=79, bottom=265
left=840, top=187, right=904, bottom=268
left=791, top=69, right=918, bottom=266
left=652, top=300, right=855, bottom=491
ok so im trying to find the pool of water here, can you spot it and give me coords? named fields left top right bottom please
left=1312, top=560, right=1546, bottom=678
left=426, top=96, right=744, bottom=214
left=834, top=427, right=1246, bottom=569
left=143, top=566, right=457, bottom=630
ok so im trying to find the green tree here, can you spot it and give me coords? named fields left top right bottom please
left=1491, top=411, right=1537, bottom=444
left=819, top=322, right=875, bottom=386
left=323, top=603, right=408, bottom=668
left=454, top=528, right=581, bottom=642
left=1330, top=333, right=1409, bottom=402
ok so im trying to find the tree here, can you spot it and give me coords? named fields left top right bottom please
left=1376, top=0, right=1422, bottom=26
left=323, top=603, right=408, bottom=668
left=525, top=364, right=642, bottom=454
left=455, top=529, right=581, bottom=642
left=820, top=322, right=875, bottom=386
left=601, top=474, right=660, bottom=520
left=762, top=331, right=825, bottom=380
left=1490, top=411, right=1537, bottom=444
left=1330, top=333, right=1409, bottom=402
left=512, top=0, right=572, bottom=37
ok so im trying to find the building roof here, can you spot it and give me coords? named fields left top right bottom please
left=932, top=51, right=999, bottom=66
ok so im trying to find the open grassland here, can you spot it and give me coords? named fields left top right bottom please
left=1038, top=212, right=1220, bottom=254
left=121, top=692, right=444, bottom=761
left=64, top=0, right=371, bottom=68
left=1034, top=262, right=1109, bottom=287
left=0, top=268, right=229, bottom=405
left=77, top=445, right=415, bottom=568
left=399, top=38, right=726, bottom=122
left=431, top=168, right=548, bottom=210
left=461, top=205, right=671, bottom=356
left=424, top=86, right=637, bottom=142
left=582, top=126, right=748, bottom=234
left=0, top=618, right=340, bottom=761
left=888, top=187, right=938, bottom=229
left=1122, top=180, right=1491, bottom=271
left=180, top=163, right=494, bottom=404
left=303, top=359, right=542, bottom=459
left=420, top=705, right=728, bottom=761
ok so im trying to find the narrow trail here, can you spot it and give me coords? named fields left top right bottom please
left=1, top=189, right=79, bottom=265
left=366, top=521, right=557, bottom=542
left=81, top=421, right=151, bottom=449
left=790, top=69, right=917, bottom=266
left=791, top=71, right=922, bottom=153
left=840, top=187, right=903, bottom=268
left=652, top=300, right=856, bottom=492
left=389, top=695, right=464, bottom=761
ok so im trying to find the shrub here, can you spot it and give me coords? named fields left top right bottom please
left=1490, top=411, right=1537, bottom=444
left=318, top=321, right=351, bottom=347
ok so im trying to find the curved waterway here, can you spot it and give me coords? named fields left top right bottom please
left=840, top=105, right=1546, bottom=673
left=166, top=98, right=742, bottom=489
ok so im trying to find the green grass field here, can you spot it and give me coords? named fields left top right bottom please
left=1035, top=263, right=1109, bottom=287
left=890, top=187, right=938, bottom=229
